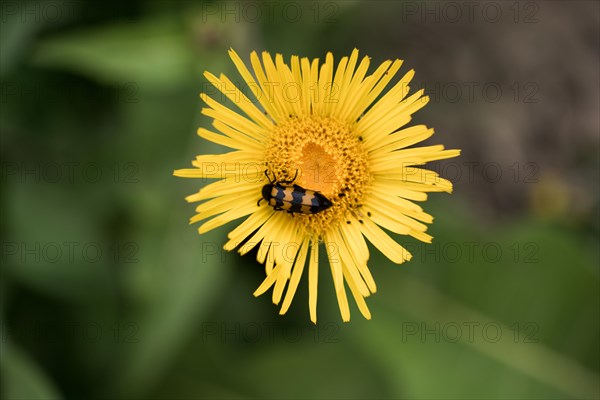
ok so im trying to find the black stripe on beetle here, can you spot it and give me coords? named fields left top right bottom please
left=258, top=170, right=333, bottom=214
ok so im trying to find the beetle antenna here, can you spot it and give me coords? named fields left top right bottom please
left=279, top=168, right=299, bottom=185
left=264, top=169, right=275, bottom=184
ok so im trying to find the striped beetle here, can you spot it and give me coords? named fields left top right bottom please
left=258, top=169, right=333, bottom=214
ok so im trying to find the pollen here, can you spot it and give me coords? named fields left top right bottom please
left=264, top=115, right=370, bottom=238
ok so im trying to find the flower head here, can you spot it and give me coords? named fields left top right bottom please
left=175, top=49, right=460, bottom=322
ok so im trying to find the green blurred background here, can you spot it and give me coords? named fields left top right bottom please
left=1, top=1, right=598, bottom=399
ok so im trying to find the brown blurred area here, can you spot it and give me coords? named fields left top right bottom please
left=322, top=1, right=599, bottom=228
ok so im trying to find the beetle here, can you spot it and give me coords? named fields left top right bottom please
left=258, top=169, right=333, bottom=214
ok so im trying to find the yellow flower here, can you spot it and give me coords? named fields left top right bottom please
left=175, top=49, right=460, bottom=323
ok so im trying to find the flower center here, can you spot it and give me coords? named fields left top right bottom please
left=264, top=116, right=370, bottom=239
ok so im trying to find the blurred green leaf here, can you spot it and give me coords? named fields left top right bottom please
left=0, top=1, right=46, bottom=78
left=30, top=15, right=195, bottom=91
left=29, top=8, right=258, bottom=93
left=3, top=182, right=114, bottom=302
left=1, top=342, right=62, bottom=400
left=352, top=201, right=600, bottom=399
left=414, top=202, right=600, bottom=371
left=354, top=276, right=599, bottom=399
left=108, top=222, right=232, bottom=399
left=236, top=341, right=394, bottom=399
left=0, top=18, right=37, bottom=79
